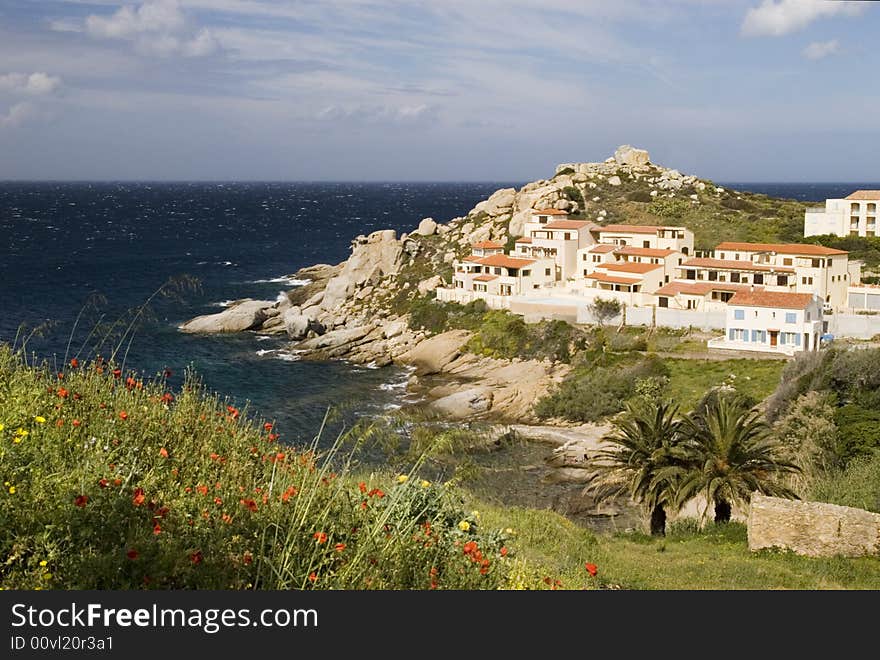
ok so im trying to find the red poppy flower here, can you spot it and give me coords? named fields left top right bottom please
left=585, top=563, right=598, bottom=577
left=160, top=392, right=174, bottom=404
left=267, top=433, right=278, bottom=442
left=74, top=494, right=89, bottom=508
left=153, top=523, right=162, bottom=535
left=308, top=572, right=317, bottom=583
left=72, top=419, right=81, bottom=427
left=72, top=392, right=82, bottom=400
left=163, top=368, right=173, bottom=378
left=463, top=541, right=478, bottom=556
left=56, top=419, right=64, bottom=427
left=500, top=546, right=509, bottom=557
left=118, top=411, right=128, bottom=421
left=190, top=550, right=202, bottom=565
left=57, top=372, right=64, bottom=380
left=113, top=478, right=122, bottom=487
left=57, top=387, right=69, bottom=399
left=243, top=552, right=253, bottom=565
left=70, top=358, right=79, bottom=368
left=132, top=488, right=145, bottom=507
left=313, top=532, right=328, bottom=544
left=358, top=482, right=367, bottom=493
left=159, top=447, right=169, bottom=458
left=196, top=484, right=208, bottom=496
left=98, top=478, right=109, bottom=488
left=240, top=498, right=257, bottom=512
left=334, top=543, right=346, bottom=553
left=368, top=488, right=385, bottom=498
left=281, top=486, right=297, bottom=502
left=263, top=422, right=273, bottom=431
left=125, top=377, right=136, bottom=390
left=112, top=368, right=122, bottom=378
left=213, top=496, right=222, bottom=506
left=126, top=549, right=139, bottom=560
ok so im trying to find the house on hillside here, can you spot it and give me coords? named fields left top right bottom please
left=451, top=251, right=555, bottom=300
left=515, top=209, right=596, bottom=280
left=590, top=224, right=694, bottom=255
left=804, top=190, right=880, bottom=238
left=707, top=290, right=824, bottom=356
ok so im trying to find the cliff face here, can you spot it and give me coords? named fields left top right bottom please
left=179, top=145, right=811, bottom=421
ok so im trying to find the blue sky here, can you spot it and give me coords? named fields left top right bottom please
left=0, top=0, right=877, bottom=181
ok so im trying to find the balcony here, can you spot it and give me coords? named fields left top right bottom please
left=805, top=208, right=826, bottom=214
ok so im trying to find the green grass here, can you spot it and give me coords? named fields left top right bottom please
left=664, top=359, right=785, bottom=412
left=479, top=505, right=880, bottom=590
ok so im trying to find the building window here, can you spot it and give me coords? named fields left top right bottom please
left=734, top=309, right=745, bottom=320
left=754, top=273, right=764, bottom=284
left=494, top=267, right=502, bottom=275
left=545, top=268, right=551, bottom=276
left=777, top=275, right=788, bottom=286
left=731, top=272, right=741, bottom=283
left=659, top=297, right=668, bottom=308
left=643, top=241, right=650, bottom=248
left=521, top=270, right=531, bottom=277
left=783, top=258, right=793, bottom=266
left=802, top=276, right=813, bottom=285
left=687, top=300, right=696, bottom=310
left=785, top=312, right=796, bottom=323
left=719, top=253, right=726, bottom=259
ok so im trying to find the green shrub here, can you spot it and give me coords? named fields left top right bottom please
left=833, top=405, right=880, bottom=463
left=626, top=190, right=653, bottom=203
left=535, top=355, right=669, bottom=422
left=647, top=198, right=690, bottom=219
left=408, top=298, right=487, bottom=335
left=809, top=451, right=880, bottom=513
left=561, top=186, right=584, bottom=207
left=720, top=196, right=756, bottom=212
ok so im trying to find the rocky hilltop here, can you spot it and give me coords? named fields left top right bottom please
left=180, top=145, right=810, bottom=421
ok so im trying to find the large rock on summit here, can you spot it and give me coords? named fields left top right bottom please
left=180, top=299, right=274, bottom=333
left=614, top=144, right=650, bottom=167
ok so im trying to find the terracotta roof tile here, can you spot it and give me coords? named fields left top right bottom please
left=471, top=240, right=505, bottom=249
left=588, top=244, right=618, bottom=253
left=602, top=262, right=663, bottom=274
left=714, top=242, right=847, bottom=256
left=473, top=274, right=498, bottom=282
left=727, top=290, right=817, bottom=310
left=477, top=254, right=536, bottom=269
left=532, top=208, right=569, bottom=215
left=515, top=236, right=533, bottom=243
left=586, top=272, right=641, bottom=285
left=544, top=220, right=593, bottom=230
left=845, top=190, right=880, bottom=201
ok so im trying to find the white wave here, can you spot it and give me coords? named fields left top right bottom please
left=250, top=276, right=310, bottom=285
left=255, top=348, right=302, bottom=362
left=255, top=335, right=274, bottom=341
left=211, top=299, right=239, bottom=308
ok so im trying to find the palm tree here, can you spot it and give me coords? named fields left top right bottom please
left=587, top=400, right=686, bottom=536
left=675, top=391, right=800, bottom=523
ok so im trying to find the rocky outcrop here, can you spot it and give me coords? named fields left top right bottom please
left=321, top=229, right=402, bottom=311
left=416, top=217, right=437, bottom=236
left=614, top=144, right=650, bottom=167
left=400, top=330, right=471, bottom=375
left=747, top=493, right=880, bottom=557
left=430, top=387, right=493, bottom=419
left=180, top=299, right=275, bottom=333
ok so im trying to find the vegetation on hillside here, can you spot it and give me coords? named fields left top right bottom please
left=0, top=346, right=510, bottom=590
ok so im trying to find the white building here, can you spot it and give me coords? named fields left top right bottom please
left=709, top=242, right=853, bottom=311
left=590, top=224, right=695, bottom=255
left=451, top=252, right=556, bottom=300
left=516, top=209, right=596, bottom=281
left=804, top=190, right=880, bottom=238
left=707, top=290, right=824, bottom=356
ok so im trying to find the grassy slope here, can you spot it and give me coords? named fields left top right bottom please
left=481, top=505, right=880, bottom=590
left=664, top=359, right=786, bottom=411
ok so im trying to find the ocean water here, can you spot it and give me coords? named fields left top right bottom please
left=2, top=180, right=876, bottom=447
left=0, top=182, right=516, bottom=445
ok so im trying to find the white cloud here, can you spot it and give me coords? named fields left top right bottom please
left=742, top=0, right=866, bottom=37
left=85, top=0, right=218, bottom=57
left=0, top=102, right=36, bottom=128
left=0, top=72, right=63, bottom=95
left=802, top=39, right=839, bottom=60
left=315, top=103, right=436, bottom=125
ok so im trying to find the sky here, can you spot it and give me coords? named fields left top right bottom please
left=0, top=0, right=877, bottom=181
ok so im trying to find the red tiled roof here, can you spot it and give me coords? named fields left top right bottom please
left=532, top=208, right=569, bottom=215
left=544, top=220, right=593, bottom=230
left=462, top=255, right=485, bottom=263
left=473, top=274, right=498, bottom=282
left=471, top=240, right=504, bottom=249
left=477, top=254, right=536, bottom=269
left=614, top=246, right=677, bottom=258
left=588, top=244, right=618, bottom=253
left=586, top=272, right=641, bottom=286
left=727, top=290, right=817, bottom=310
left=714, top=242, right=847, bottom=256
left=602, top=262, right=663, bottom=274
left=654, top=281, right=762, bottom=297
left=845, top=190, right=880, bottom=200
left=515, top=236, right=533, bottom=243
left=681, top=258, right=794, bottom=273
left=596, top=224, right=663, bottom=234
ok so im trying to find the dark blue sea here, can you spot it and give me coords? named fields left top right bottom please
left=1, top=181, right=877, bottom=446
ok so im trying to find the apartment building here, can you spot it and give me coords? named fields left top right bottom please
left=515, top=209, right=596, bottom=280
left=804, top=190, right=880, bottom=238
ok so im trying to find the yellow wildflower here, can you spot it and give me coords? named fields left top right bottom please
left=0, top=423, right=4, bottom=432
left=420, top=480, right=431, bottom=488
left=396, top=475, right=409, bottom=484
left=39, top=560, right=47, bottom=567
left=34, top=416, right=46, bottom=424
left=458, top=520, right=471, bottom=532
left=8, top=486, right=16, bottom=494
